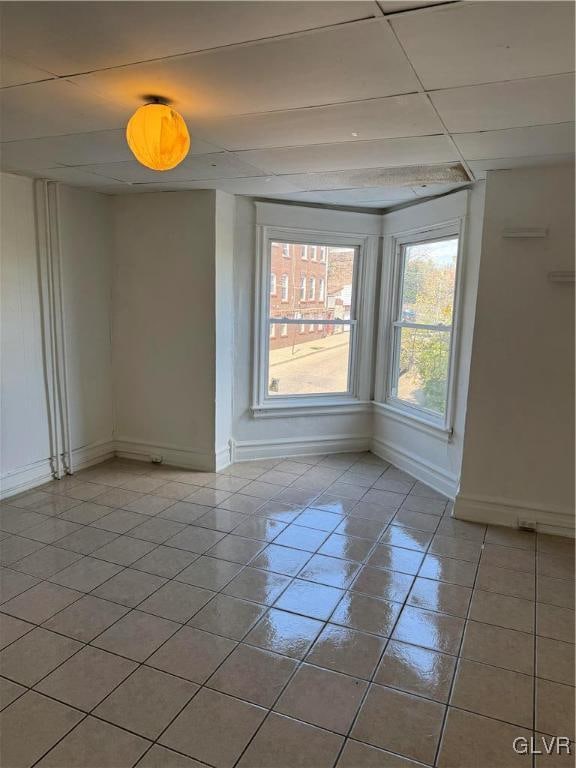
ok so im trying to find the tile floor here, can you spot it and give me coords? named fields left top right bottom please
left=0, top=452, right=574, bottom=768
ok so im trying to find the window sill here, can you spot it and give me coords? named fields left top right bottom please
left=251, top=399, right=372, bottom=419
left=372, top=401, right=453, bottom=441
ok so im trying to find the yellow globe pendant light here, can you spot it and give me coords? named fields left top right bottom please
left=126, top=100, right=190, bottom=171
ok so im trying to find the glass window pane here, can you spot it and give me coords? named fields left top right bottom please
left=268, top=322, right=351, bottom=396
left=394, top=327, right=451, bottom=416
left=400, top=238, right=458, bottom=325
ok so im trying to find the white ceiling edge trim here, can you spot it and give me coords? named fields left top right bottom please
left=255, top=200, right=382, bottom=235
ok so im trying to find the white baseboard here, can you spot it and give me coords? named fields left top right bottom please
left=371, top=436, right=459, bottom=499
left=455, top=494, right=575, bottom=537
left=0, top=458, right=54, bottom=500
left=114, top=437, right=216, bottom=472
left=70, top=439, right=115, bottom=473
left=215, top=443, right=232, bottom=472
left=231, top=434, right=372, bottom=463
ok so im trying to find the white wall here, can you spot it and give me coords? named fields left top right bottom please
left=58, top=185, right=114, bottom=465
left=0, top=173, right=114, bottom=495
left=456, top=164, right=575, bottom=533
left=0, top=173, right=52, bottom=491
left=113, top=190, right=229, bottom=470
left=231, top=196, right=375, bottom=460
left=373, top=186, right=486, bottom=497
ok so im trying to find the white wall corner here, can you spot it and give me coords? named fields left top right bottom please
left=232, top=434, right=371, bottom=463
left=114, top=438, right=216, bottom=472
left=0, top=459, right=54, bottom=500
left=70, top=439, right=116, bottom=474
left=371, top=435, right=459, bottom=500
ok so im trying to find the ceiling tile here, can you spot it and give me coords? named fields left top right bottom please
left=280, top=163, right=465, bottom=191
left=391, top=1, right=575, bottom=89
left=239, top=135, right=457, bottom=175
left=189, top=93, right=443, bottom=151
left=0, top=130, right=221, bottom=171
left=453, top=122, right=575, bottom=161
left=377, top=1, right=454, bottom=13
left=0, top=1, right=378, bottom=75
left=467, top=154, right=575, bottom=180
left=0, top=79, right=127, bottom=141
left=0, top=55, right=56, bottom=88
left=412, top=181, right=469, bottom=197
left=73, top=20, right=420, bottom=119
left=78, top=152, right=266, bottom=183
left=32, top=166, right=131, bottom=191
left=431, top=74, right=575, bottom=133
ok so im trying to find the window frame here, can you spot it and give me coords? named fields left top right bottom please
left=383, top=221, right=465, bottom=433
left=253, top=226, right=374, bottom=415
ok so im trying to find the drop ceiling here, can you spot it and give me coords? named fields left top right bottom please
left=0, top=0, right=574, bottom=207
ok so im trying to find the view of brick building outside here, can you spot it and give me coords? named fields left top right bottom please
left=269, top=241, right=355, bottom=351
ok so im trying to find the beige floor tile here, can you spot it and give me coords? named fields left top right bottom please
left=537, top=603, right=575, bottom=644
left=274, top=579, right=344, bottom=620
left=402, top=495, right=446, bottom=515
left=250, top=544, right=312, bottom=576
left=469, top=590, right=535, bottom=633
left=0, top=567, right=38, bottom=603
left=195, top=507, right=248, bottom=533
left=91, top=508, right=148, bottom=534
left=392, top=605, right=465, bottom=654
left=147, top=625, right=236, bottom=683
left=132, top=545, right=198, bottom=578
left=486, top=526, right=536, bottom=550
left=0, top=677, right=26, bottom=711
left=337, top=739, right=425, bottom=767
left=476, top=563, right=535, bottom=601
left=351, top=566, right=414, bottom=602
left=244, top=608, right=323, bottom=658
left=272, top=524, right=329, bottom=552
left=351, top=500, right=397, bottom=522
left=206, top=533, right=267, bottom=564
left=276, top=662, right=367, bottom=734
left=160, top=687, right=266, bottom=768
left=298, top=553, right=361, bottom=588
left=318, top=533, right=376, bottom=562
left=437, top=707, right=531, bottom=767
left=93, top=568, right=167, bottom=607
left=176, top=555, right=243, bottom=589
left=36, top=645, right=137, bottom=711
left=220, top=493, right=269, bottom=515
left=536, top=678, right=576, bottom=740
left=419, top=553, right=476, bottom=587
left=223, top=566, right=292, bottom=604
left=136, top=744, right=207, bottom=767
left=164, top=525, right=227, bottom=554
left=123, top=495, right=176, bottom=516
left=129, top=517, right=186, bottom=544
left=374, top=639, right=456, bottom=703
left=534, top=736, right=576, bottom=768
left=59, top=501, right=114, bottom=525
left=366, top=543, right=424, bottom=575
left=55, top=526, right=119, bottom=555
left=49, top=556, right=123, bottom=592
left=0, top=611, right=34, bottom=652
left=189, top=593, right=266, bottom=639
left=296, top=508, right=345, bottom=532
left=451, top=658, right=533, bottom=727
left=379, top=525, right=433, bottom=552
left=0, top=691, right=83, bottom=768
left=306, top=623, right=385, bottom=679
left=481, top=543, right=536, bottom=573
left=138, top=581, right=214, bottom=623
left=407, top=577, right=471, bottom=617
left=392, top=509, right=440, bottom=532
left=461, top=620, right=535, bottom=674
left=352, top=683, right=445, bottom=764
left=0, top=627, right=82, bottom=686
left=0, top=535, right=45, bottom=565
left=43, top=594, right=129, bottom=642
left=436, top=517, right=486, bottom=543
left=538, top=552, right=574, bottom=582
left=156, top=482, right=203, bottom=501
left=429, top=535, right=482, bottom=563
left=160, top=501, right=211, bottom=524
left=537, top=575, right=575, bottom=609
left=92, top=535, right=157, bottom=565
left=334, top=517, right=387, bottom=540
left=537, top=636, right=575, bottom=685
left=331, top=591, right=402, bottom=637
left=92, top=609, right=180, bottom=662
left=237, top=712, right=344, bottom=768
left=232, top=516, right=287, bottom=542
left=36, top=715, right=151, bottom=767
left=95, top=665, right=198, bottom=739
left=13, top=546, right=82, bottom=579
left=209, top=643, right=297, bottom=707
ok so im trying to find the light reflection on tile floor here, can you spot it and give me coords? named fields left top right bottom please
left=0, top=452, right=574, bottom=767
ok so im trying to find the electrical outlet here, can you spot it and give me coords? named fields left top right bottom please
left=518, top=520, right=537, bottom=532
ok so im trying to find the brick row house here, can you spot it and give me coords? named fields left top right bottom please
left=269, top=242, right=354, bottom=350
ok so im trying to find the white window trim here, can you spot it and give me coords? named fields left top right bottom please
left=252, top=223, right=378, bottom=417
left=377, top=218, right=466, bottom=436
